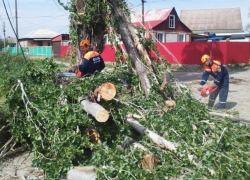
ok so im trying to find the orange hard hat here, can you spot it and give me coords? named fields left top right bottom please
left=201, top=54, right=210, bottom=63
left=80, top=39, right=90, bottom=47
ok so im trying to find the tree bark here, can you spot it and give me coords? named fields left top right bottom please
left=79, top=99, right=109, bottom=122
left=110, top=0, right=151, bottom=96
left=209, top=111, right=250, bottom=124
left=74, top=0, right=106, bottom=53
left=126, top=115, right=177, bottom=151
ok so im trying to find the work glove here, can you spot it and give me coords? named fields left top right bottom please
left=197, top=86, right=203, bottom=91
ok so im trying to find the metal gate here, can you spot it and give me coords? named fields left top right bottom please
left=52, top=41, right=61, bottom=58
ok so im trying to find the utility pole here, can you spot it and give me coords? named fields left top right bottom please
left=15, top=0, right=19, bottom=54
left=142, top=0, right=145, bottom=26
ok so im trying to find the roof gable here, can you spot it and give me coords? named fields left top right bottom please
left=19, top=29, right=59, bottom=40
left=131, top=8, right=173, bottom=29
left=180, top=8, right=243, bottom=34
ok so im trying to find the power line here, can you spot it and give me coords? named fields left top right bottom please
left=2, top=0, right=27, bottom=62
left=52, top=0, right=68, bottom=14
left=1, top=15, right=68, bottom=20
left=6, top=0, right=14, bottom=24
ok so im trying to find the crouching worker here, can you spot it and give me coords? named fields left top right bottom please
left=77, top=39, right=105, bottom=78
left=198, top=54, right=229, bottom=109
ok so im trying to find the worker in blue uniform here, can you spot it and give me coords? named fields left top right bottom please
left=77, top=39, right=105, bottom=78
left=198, top=54, right=229, bottom=109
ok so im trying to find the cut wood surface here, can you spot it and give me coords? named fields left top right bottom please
left=165, top=100, right=176, bottom=108
left=126, top=115, right=177, bottom=151
left=94, top=82, right=116, bottom=101
left=80, top=99, right=109, bottom=122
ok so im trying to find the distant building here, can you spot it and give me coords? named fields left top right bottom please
left=51, top=34, right=70, bottom=58
left=19, top=29, right=59, bottom=47
left=131, top=8, right=192, bottom=42
left=180, top=8, right=244, bottom=36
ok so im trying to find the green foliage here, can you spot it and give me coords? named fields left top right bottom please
left=1, top=53, right=250, bottom=179
left=1, top=1, right=250, bottom=179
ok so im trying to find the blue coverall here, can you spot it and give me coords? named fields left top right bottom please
left=200, top=60, right=229, bottom=109
left=79, top=48, right=105, bottom=76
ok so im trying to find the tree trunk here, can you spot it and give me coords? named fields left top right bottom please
left=126, top=115, right=177, bottom=151
left=74, top=0, right=106, bottom=53
left=110, top=0, right=151, bottom=96
left=79, top=99, right=109, bottom=122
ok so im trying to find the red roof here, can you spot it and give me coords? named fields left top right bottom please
left=131, top=8, right=173, bottom=29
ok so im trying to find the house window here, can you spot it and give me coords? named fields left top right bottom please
left=169, top=15, right=175, bottom=28
left=157, top=32, right=165, bottom=43
left=179, top=34, right=185, bottom=42
left=47, top=42, right=51, bottom=46
left=37, top=42, right=42, bottom=46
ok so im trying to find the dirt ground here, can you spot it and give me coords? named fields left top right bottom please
left=1, top=65, right=249, bottom=179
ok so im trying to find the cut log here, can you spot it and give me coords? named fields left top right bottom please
left=79, top=99, right=109, bottom=122
left=126, top=115, right=177, bottom=151
left=94, top=82, right=116, bottom=101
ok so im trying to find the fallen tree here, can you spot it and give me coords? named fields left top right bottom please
left=1, top=1, right=250, bottom=180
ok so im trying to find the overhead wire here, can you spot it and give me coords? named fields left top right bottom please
left=1, top=15, right=69, bottom=20
left=6, top=0, right=14, bottom=24
left=52, top=0, right=68, bottom=14
left=2, top=0, right=27, bottom=62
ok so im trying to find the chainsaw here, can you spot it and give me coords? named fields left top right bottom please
left=196, top=85, right=218, bottom=100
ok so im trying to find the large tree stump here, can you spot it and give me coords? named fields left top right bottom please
left=94, top=82, right=116, bottom=101
left=79, top=99, right=109, bottom=122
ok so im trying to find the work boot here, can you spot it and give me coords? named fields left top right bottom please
left=208, top=99, right=215, bottom=108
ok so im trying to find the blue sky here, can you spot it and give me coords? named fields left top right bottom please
left=0, top=0, right=249, bottom=39
left=0, top=0, right=70, bottom=38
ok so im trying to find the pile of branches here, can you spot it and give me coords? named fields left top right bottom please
left=1, top=0, right=250, bottom=179
left=0, top=52, right=250, bottom=179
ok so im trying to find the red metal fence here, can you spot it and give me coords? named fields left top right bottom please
left=63, top=42, right=250, bottom=64
left=101, top=42, right=250, bottom=64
